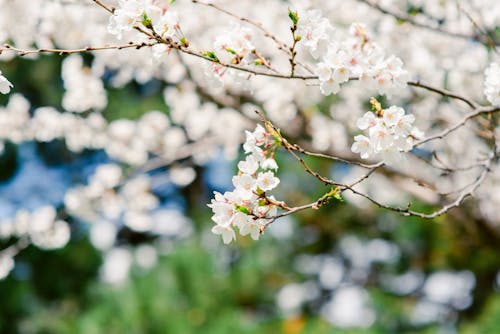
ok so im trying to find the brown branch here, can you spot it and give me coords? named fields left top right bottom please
left=91, top=0, right=114, bottom=13
left=414, top=106, right=500, bottom=147
left=407, top=80, right=478, bottom=109
left=356, top=0, right=498, bottom=47
left=1, top=42, right=156, bottom=56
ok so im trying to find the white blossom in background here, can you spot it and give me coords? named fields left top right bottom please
left=0, top=206, right=71, bottom=252
left=64, top=164, right=161, bottom=234
left=422, top=271, right=476, bottom=310
left=208, top=124, right=281, bottom=244
left=100, top=247, right=132, bottom=285
left=0, top=255, right=14, bottom=279
left=351, top=105, right=422, bottom=163
left=484, top=62, right=500, bottom=106
left=61, top=55, right=107, bottom=113
left=0, top=70, right=13, bottom=94
left=320, top=285, right=376, bottom=328
left=276, top=281, right=320, bottom=316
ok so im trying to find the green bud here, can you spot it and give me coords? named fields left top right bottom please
left=141, top=13, right=153, bottom=29
left=225, top=47, right=237, bottom=55
left=201, top=51, right=219, bottom=62
left=235, top=205, right=251, bottom=215
left=288, top=9, right=299, bottom=25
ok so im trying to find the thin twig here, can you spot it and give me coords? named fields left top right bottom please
left=1, top=42, right=156, bottom=56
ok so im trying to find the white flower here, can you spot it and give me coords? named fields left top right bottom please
left=383, top=106, right=404, bottom=127
left=237, top=155, right=259, bottom=174
left=152, top=44, right=170, bottom=63
left=257, top=171, right=280, bottom=191
left=393, top=114, right=415, bottom=138
left=320, top=79, right=341, bottom=95
left=370, top=125, right=392, bottom=150
left=212, top=223, right=236, bottom=244
left=357, top=112, right=378, bottom=130
left=297, top=9, right=335, bottom=59
left=484, top=62, right=500, bottom=106
left=0, top=71, right=13, bottom=94
left=208, top=195, right=234, bottom=225
left=316, top=62, right=332, bottom=81
left=239, top=218, right=263, bottom=241
left=351, top=135, right=371, bottom=159
left=232, top=174, right=256, bottom=199
left=214, top=24, right=254, bottom=64
left=261, top=158, right=278, bottom=170
left=108, top=0, right=161, bottom=39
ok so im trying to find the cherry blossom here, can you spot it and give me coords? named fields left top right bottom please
left=351, top=105, right=421, bottom=163
left=208, top=125, right=282, bottom=244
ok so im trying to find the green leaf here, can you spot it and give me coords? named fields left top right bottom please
left=225, top=47, right=237, bottom=55
left=201, top=51, right=219, bottom=62
left=235, top=205, right=251, bottom=215
left=321, top=187, right=344, bottom=203
left=288, top=9, right=299, bottom=26
left=141, top=13, right=153, bottom=28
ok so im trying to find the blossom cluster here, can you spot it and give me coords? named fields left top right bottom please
left=484, top=62, right=500, bottom=106
left=351, top=105, right=422, bottom=163
left=64, top=164, right=160, bottom=235
left=61, top=55, right=107, bottom=113
left=0, top=93, right=187, bottom=164
left=204, top=24, right=257, bottom=90
left=208, top=124, right=281, bottom=244
left=0, top=206, right=71, bottom=279
left=108, top=0, right=177, bottom=38
left=0, top=206, right=70, bottom=250
left=298, top=10, right=409, bottom=97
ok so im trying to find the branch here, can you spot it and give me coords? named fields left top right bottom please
left=414, top=106, right=500, bottom=147
left=407, top=80, right=478, bottom=109
left=356, top=0, right=499, bottom=47
left=1, top=42, right=156, bottom=56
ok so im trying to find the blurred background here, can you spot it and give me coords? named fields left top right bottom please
left=1, top=54, right=500, bottom=334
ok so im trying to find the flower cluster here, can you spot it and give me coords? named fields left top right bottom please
left=0, top=206, right=71, bottom=251
left=204, top=24, right=256, bottom=89
left=208, top=124, right=281, bottom=244
left=297, top=9, right=335, bottom=60
left=108, top=0, right=179, bottom=41
left=0, top=205, right=72, bottom=279
left=351, top=105, right=421, bottom=163
left=0, top=70, right=12, bottom=94
left=62, top=55, right=107, bottom=113
left=484, top=62, right=500, bottom=106
left=64, top=164, right=160, bottom=234
left=297, top=11, right=410, bottom=97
